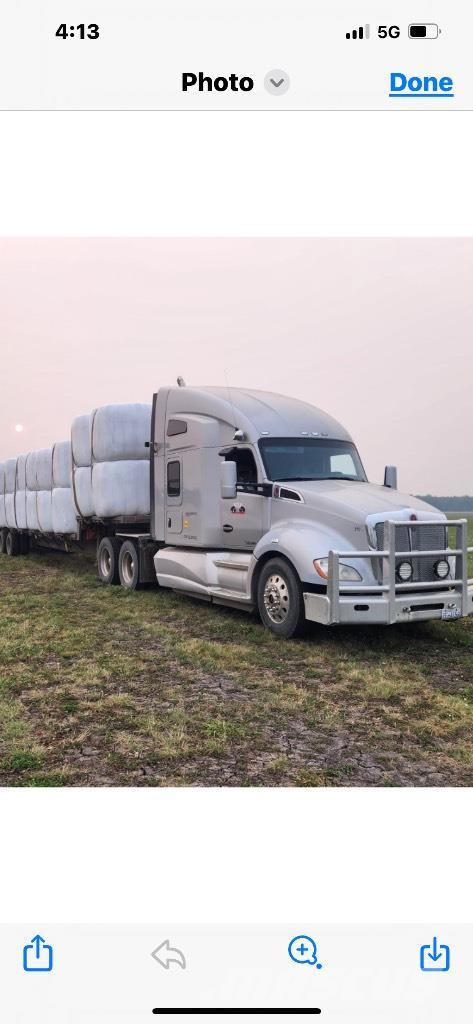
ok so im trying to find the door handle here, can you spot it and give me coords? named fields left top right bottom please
left=167, top=516, right=172, bottom=528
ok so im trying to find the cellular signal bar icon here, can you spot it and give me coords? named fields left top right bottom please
left=346, top=24, right=370, bottom=40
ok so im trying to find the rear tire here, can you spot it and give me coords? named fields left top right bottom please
left=5, top=530, right=20, bottom=557
left=257, top=557, right=305, bottom=638
left=118, top=540, right=141, bottom=590
left=0, top=529, right=7, bottom=554
left=97, top=536, right=121, bottom=585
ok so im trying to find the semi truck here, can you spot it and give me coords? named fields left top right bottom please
left=1, top=384, right=472, bottom=638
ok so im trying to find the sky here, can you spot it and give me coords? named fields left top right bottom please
left=0, top=237, right=471, bottom=494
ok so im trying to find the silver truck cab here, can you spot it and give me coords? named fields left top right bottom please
left=152, top=386, right=473, bottom=637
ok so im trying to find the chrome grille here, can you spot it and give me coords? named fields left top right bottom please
left=375, top=521, right=448, bottom=582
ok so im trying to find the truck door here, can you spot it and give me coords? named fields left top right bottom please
left=165, top=456, right=183, bottom=537
left=220, top=447, right=266, bottom=550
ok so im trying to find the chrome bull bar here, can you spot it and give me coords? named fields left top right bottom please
left=327, top=519, right=473, bottom=625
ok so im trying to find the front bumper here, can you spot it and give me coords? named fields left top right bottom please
left=304, top=581, right=473, bottom=625
left=303, top=518, right=473, bottom=626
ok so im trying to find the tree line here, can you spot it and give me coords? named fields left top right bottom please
left=417, top=495, right=473, bottom=511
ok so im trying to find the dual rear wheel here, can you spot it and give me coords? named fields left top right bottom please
left=97, top=537, right=141, bottom=590
left=0, top=529, right=25, bottom=556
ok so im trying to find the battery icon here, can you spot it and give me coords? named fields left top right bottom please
left=408, top=23, right=440, bottom=38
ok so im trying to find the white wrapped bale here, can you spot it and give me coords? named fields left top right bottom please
left=5, top=459, right=17, bottom=528
left=52, top=488, right=78, bottom=535
left=25, top=452, right=39, bottom=530
left=26, top=451, right=38, bottom=491
left=92, top=404, right=151, bottom=462
left=15, top=491, right=27, bottom=529
left=37, top=490, right=53, bottom=532
left=0, top=464, right=5, bottom=528
left=5, top=494, right=16, bottom=528
left=90, top=403, right=151, bottom=519
left=52, top=441, right=72, bottom=488
left=52, top=441, right=77, bottom=534
left=15, top=492, right=27, bottom=530
left=26, top=491, right=39, bottom=530
left=71, top=413, right=93, bottom=468
left=73, top=466, right=94, bottom=517
left=5, top=458, right=17, bottom=495
left=71, top=415, right=94, bottom=518
left=36, top=448, right=53, bottom=491
left=92, top=460, right=150, bottom=518
left=17, top=454, right=27, bottom=491
left=14, top=454, right=27, bottom=529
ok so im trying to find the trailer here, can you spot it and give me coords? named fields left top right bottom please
left=1, top=384, right=472, bottom=637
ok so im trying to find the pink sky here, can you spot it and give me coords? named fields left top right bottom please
left=0, top=238, right=471, bottom=493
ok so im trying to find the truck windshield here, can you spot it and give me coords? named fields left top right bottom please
left=258, top=438, right=367, bottom=482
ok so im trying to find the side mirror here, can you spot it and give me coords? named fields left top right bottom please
left=221, top=460, right=237, bottom=499
left=384, top=465, right=398, bottom=490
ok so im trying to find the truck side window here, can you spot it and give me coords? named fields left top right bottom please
left=167, top=460, right=181, bottom=497
left=225, top=448, right=258, bottom=487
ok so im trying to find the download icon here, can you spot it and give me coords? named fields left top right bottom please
left=420, top=937, right=450, bottom=972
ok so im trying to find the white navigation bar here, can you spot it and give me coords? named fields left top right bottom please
left=0, top=0, right=472, bottom=110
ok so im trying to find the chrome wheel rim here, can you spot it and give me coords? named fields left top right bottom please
left=263, top=573, right=290, bottom=624
left=100, top=548, right=112, bottom=577
left=121, top=550, right=135, bottom=586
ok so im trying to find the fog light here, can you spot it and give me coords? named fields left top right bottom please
left=397, top=561, right=413, bottom=582
left=434, top=559, right=450, bottom=580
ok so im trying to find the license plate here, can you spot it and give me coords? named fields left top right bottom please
left=442, top=606, right=461, bottom=621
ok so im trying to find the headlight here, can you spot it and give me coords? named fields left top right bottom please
left=434, top=559, right=450, bottom=580
left=313, top=558, right=362, bottom=582
left=396, top=561, right=413, bottom=582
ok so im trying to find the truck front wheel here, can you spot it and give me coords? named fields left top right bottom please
left=257, top=557, right=305, bottom=638
left=97, top=537, right=121, bottom=585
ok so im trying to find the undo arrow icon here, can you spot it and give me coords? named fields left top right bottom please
left=151, top=939, right=186, bottom=970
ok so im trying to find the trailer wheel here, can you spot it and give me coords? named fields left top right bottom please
left=19, top=533, right=30, bottom=555
left=257, top=557, right=305, bottom=638
left=5, top=530, right=20, bottom=557
left=0, top=529, right=7, bottom=555
left=97, top=536, right=121, bottom=585
left=118, top=540, right=141, bottom=591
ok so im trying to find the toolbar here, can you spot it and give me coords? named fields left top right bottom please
left=2, top=923, right=471, bottom=1021
left=0, top=0, right=472, bottom=109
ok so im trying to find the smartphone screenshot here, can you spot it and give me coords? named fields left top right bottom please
left=0, top=2, right=471, bottom=1021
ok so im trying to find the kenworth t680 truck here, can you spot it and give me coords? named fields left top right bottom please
left=1, top=385, right=472, bottom=638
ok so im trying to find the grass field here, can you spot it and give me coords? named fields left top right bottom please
left=0, top=518, right=472, bottom=787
